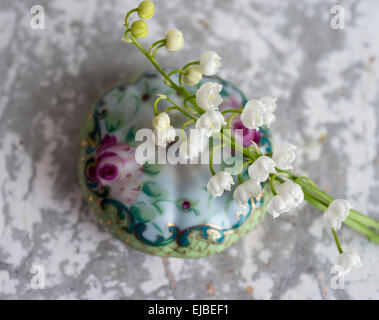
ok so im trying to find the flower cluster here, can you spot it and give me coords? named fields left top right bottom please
left=241, top=97, right=277, bottom=130
left=267, top=181, right=304, bottom=218
left=121, top=1, right=377, bottom=278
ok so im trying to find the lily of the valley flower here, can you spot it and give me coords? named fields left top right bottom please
left=240, top=100, right=265, bottom=130
left=240, top=96, right=277, bottom=130
left=272, top=142, right=297, bottom=170
left=179, top=132, right=205, bottom=160
left=152, top=112, right=176, bottom=147
left=153, top=126, right=176, bottom=147
left=267, top=194, right=291, bottom=219
left=184, top=66, right=202, bottom=86
left=248, top=155, right=276, bottom=183
left=233, top=180, right=262, bottom=206
left=323, top=199, right=352, bottom=231
left=152, top=112, right=170, bottom=132
left=199, top=50, right=221, bottom=76
left=165, top=29, right=184, bottom=52
left=276, top=181, right=304, bottom=207
left=261, top=96, right=277, bottom=113
left=196, top=82, right=223, bottom=111
left=207, top=171, right=234, bottom=198
left=267, top=181, right=304, bottom=218
left=337, top=251, right=362, bottom=276
left=195, top=109, right=226, bottom=137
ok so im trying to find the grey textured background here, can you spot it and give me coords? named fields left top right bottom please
left=0, top=0, right=378, bottom=299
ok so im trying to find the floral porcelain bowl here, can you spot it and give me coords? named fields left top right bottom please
left=78, top=70, right=272, bottom=258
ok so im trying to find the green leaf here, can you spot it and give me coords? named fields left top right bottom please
left=151, top=201, right=165, bottom=215
left=124, top=125, right=140, bottom=148
left=130, top=202, right=156, bottom=223
left=105, top=108, right=124, bottom=132
left=143, top=163, right=162, bottom=176
left=142, top=181, right=167, bottom=199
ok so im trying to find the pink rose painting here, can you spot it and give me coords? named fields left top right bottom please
left=88, top=135, right=143, bottom=204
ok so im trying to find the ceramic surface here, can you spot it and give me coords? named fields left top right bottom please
left=78, top=70, right=272, bottom=258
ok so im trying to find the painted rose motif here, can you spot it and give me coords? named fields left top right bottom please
left=219, top=95, right=261, bottom=147
left=88, top=135, right=143, bottom=204
left=231, top=116, right=261, bottom=147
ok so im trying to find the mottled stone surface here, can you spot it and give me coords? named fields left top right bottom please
left=0, top=0, right=378, bottom=300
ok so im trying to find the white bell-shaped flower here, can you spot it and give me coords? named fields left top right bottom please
left=337, top=251, right=362, bottom=276
left=272, top=142, right=297, bottom=170
left=263, top=111, right=276, bottom=127
left=267, top=194, right=290, bottom=219
left=240, top=96, right=277, bottom=130
left=267, top=181, right=303, bottom=218
left=152, top=112, right=170, bottom=132
left=323, top=199, right=352, bottom=231
left=233, top=180, right=262, bottom=206
left=276, top=181, right=304, bottom=206
left=199, top=50, right=221, bottom=76
left=196, top=82, right=223, bottom=111
left=153, top=125, right=176, bottom=147
left=207, top=171, right=234, bottom=198
left=195, top=109, right=226, bottom=137
left=248, top=155, right=276, bottom=183
left=260, top=96, right=277, bottom=113
left=179, top=132, right=205, bottom=160
left=240, top=100, right=266, bottom=130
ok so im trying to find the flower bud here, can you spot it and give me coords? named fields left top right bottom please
left=138, top=1, right=154, bottom=20
left=337, top=251, right=362, bottom=276
left=184, top=66, right=202, bottom=86
left=200, top=50, right=221, bottom=76
left=165, top=29, right=184, bottom=52
left=131, top=20, right=148, bottom=38
left=207, top=171, right=234, bottom=198
left=233, top=180, right=262, bottom=207
left=152, top=112, right=170, bottom=132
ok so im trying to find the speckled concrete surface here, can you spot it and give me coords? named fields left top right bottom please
left=0, top=0, right=378, bottom=300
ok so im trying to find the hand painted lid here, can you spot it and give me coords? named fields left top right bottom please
left=78, top=70, right=272, bottom=258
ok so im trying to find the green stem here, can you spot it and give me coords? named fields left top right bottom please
left=349, top=210, right=379, bottom=230
left=153, top=95, right=166, bottom=115
left=227, top=112, right=238, bottom=129
left=182, top=60, right=200, bottom=70
left=332, top=228, right=343, bottom=254
left=181, top=119, right=194, bottom=132
left=344, top=218, right=379, bottom=243
left=209, top=144, right=225, bottom=176
left=163, top=106, right=197, bottom=121
left=167, top=69, right=187, bottom=78
left=152, top=43, right=166, bottom=58
left=269, top=175, right=278, bottom=196
left=125, top=27, right=379, bottom=243
left=184, top=95, right=202, bottom=114
left=222, top=109, right=242, bottom=115
left=124, top=8, right=138, bottom=26
left=149, top=39, right=166, bottom=54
